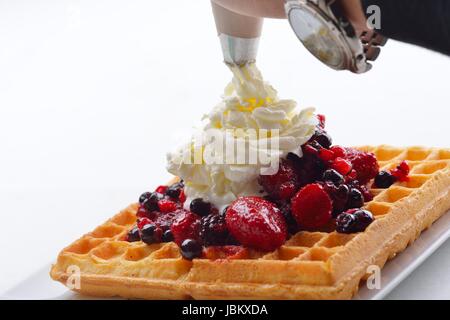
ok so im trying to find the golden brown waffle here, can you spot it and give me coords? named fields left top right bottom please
left=50, top=146, right=450, bottom=299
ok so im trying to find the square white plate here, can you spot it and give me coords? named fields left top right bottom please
left=2, top=211, right=449, bottom=300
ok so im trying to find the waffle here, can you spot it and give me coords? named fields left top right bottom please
left=50, top=146, right=450, bottom=299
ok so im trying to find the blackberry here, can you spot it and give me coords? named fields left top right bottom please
left=140, top=223, right=162, bottom=244
left=322, top=169, right=344, bottom=186
left=200, top=214, right=229, bottom=246
left=166, top=182, right=184, bottom=199
left=127, top=227, right=141, bottom=242
left=347, top=188, right=364, bottom=209
left=190, top=198, right=212, bottom=217
left=180, top=239, right=202, bottom=260
left=279, top=203, right=299, bottom=235
left=374, top=171, right=396, bottom=188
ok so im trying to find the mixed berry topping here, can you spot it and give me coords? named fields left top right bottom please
left=126, top=115, right=410, bottom=258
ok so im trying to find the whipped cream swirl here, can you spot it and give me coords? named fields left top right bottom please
left=166, top=63, right=318, bottom=210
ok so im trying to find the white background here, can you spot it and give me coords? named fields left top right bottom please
left=0, top=0, right=449, bottom=299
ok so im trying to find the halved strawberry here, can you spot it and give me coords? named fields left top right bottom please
left=226, top=197, right=287, bottom=251
left=291, top=183, right=333, bottom=229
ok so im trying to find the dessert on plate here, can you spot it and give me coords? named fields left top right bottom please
left=51, top=63, right=450, bottom=299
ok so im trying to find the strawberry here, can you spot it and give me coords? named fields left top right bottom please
left=226, top=197, right=287, bottom=251
left=258, top=159, right=300, bottom=200
left=291, top=183, right=333, bottom=229
left=170, top=210, right=201, bottom=246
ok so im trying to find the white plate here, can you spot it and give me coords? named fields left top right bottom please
left=2, top=211, right=450, bottom=300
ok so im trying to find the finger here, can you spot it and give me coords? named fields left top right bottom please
left=212, top=0, right=286, bottom=19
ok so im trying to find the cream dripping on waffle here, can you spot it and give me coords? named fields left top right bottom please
left=166, top=63, right=318, bottom=210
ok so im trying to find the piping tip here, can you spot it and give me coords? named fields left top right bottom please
left=219, top=34, right=260, bottom=65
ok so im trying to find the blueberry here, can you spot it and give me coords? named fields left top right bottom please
left=140, top=224, right=161, bottom=244
left=127, top=227, right=141, bottom=242
left=322, top=169, right=344, bottom=185
left=166, top=182, right=184, bottom=199
left=336, top=213, right=357, bottom=234
left=180, top=239, right=202, bottom=260
left=335, top=184, right=350, bottom=201
left=354, top=209, right=374, bottom=231
left=374, top=171, right=396, bottom=188
left=347, top=188, right=364, bottom=209
left=189, top=198, right=212, bottom=217
left=162, top=229, right=174, bottom=243
left=139, top=192, right=152, bottom=204
left=143, top=192, right=164, bottom=211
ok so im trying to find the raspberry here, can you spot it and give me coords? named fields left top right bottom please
left=258, top=159, right=300, bottom=200
left=319, top=148, right=336, bottom=162
left=170, top=210, right=201, bottom=246
left=226, top=197, right=287, bottom=251
left=331, top=157, right=353, bottom=176
left=291, top=183, right=333, bottom=229
left=136, top=205, right=152, bottom=218
left=345, top=148, right=379, bottom=184
left=158, top=199, right=179, bottom=213
left=391, top=161, right=410, bottom=182
left=137, top=217, right=152, bottom=230
left=330, top=145, right=346, bottom=158
left=153, top=210, right=179, bottom=231
left=200, top=214, right=230, bottom=246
